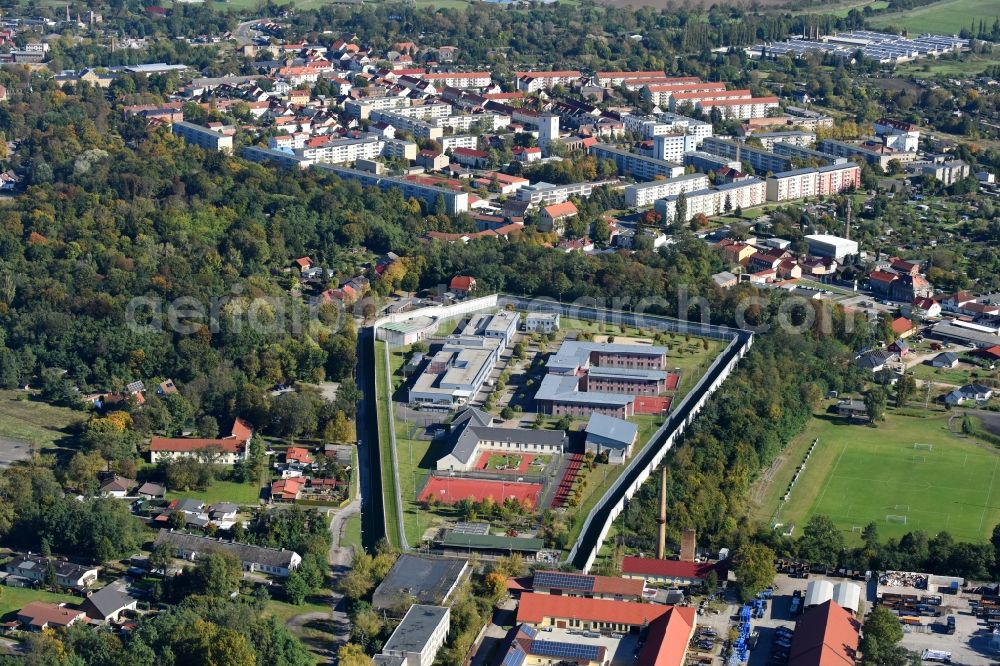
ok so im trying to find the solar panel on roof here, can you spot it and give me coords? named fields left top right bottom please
left=529, top=641, right=601, bottom=660
left=452, top=522, right=490, bottom=535
left=533, top=570, right=595, bottom=592
left=521, top=625, right=538, bottom=638
left=501, top=647, right=526, bottom=666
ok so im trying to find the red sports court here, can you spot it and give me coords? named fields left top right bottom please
left=635, top=395, right=672, bottom=415
left=419, top=476, right=542, bottom=508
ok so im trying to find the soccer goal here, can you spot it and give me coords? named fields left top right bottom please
left=894, top=504, right=910, bottom=512
left=912, top=455, right=926, bottom=462
left=914, top=443, right=933, bottom=451
left=852, top=526, right=865, bottom=533
left=886, top=514, right=908, bottom=524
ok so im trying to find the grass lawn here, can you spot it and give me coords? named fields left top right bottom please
left=0, top=587, right=82, bottom=620
left=264, top=597, right=333, bottom=625
left=909, top=362, right=975, bottom=387
left=564, top=412, right=666, bottom=544
left=485, top=453, right=522, bottom=470
left=870, top=0, right=1000, bottom=35
left=374, top=341, right=404, bottom=549
left=166, top=480, right=263, bottom=506
left=0, top=390, right=85, bottom=451
left=662, top=337, right=724, bottom=395
left=341, top=513, right=362, bottom=550
left=763, top=409, right=1000, bottom=543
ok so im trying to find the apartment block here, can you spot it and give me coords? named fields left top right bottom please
left=683, top=151, right=741, bottom=174
left=383, top=103, right=452, bottom=120
left=588, top=143, right=684, bottom=181
left=594, top=70, right=669, bottom=87
left=772, top=142, right=846, bottom=166
left=624, top=173, right=709, bottom=208
left=652, top=133, right=699, bottom=163
left=765, top=167, right=818, bottom=201
left=818, top=138, right=917, bottom=169
left=433, top=113, right=510, bottom=133
left=316, top=165, right=469, bottom=214
left=641, top=80, right=727, bottom=107
left=515, top=181, right=608, bottom=206
left=515, top=70, right=582, bottom=92
left=700, top=137, right=792, bottom=174
left=654, top=178, right=766, bottom=223
left=243, top=146, right=312, bottom=169
left=749, top=131, right=815, bottom=151
left=694, top=97, right=780, bottom=119
left=669, top=88, right=751, bottom=111
left=171, top=120, right=234, bottom=153
left=345, top=96, right=410, bottom=120
left=764, top=163, right=860, bottom=202
left=371, top=110, right=444, bottom=140
left=441, top=134, right=478, bottom=152
left=422, top=71, right=492, bottom=88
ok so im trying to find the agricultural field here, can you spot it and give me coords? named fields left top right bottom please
left=870, top=0, right=1000, bottom=36
left=792, top=0, right=889, bottom=16
left=0, top=390, right=84, bottom=454
left=758, top=408, right=1000, bottom=543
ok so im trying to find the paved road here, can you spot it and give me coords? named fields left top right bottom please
left=325, top=502, right=359, bottom=661
left=283, top=501, right=360, bottom=664
left=233, top=18, right=274, bottom=46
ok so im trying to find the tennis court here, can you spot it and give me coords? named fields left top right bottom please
left=419, top=476, right=543, bottom=508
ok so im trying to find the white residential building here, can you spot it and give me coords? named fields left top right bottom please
left=171, top=121, right=234, bottom=153
left=371, top=110, right=443, bottom=140
left=694, top=97, right=780, bottom=120
left=433, top=113, right=510, bottom=133
left=345, top=96, right=411, bottom=120
left=653, top=133, right=699, bottom=163
left=765, top=163, right=861, bottom=202
left=641, top=80, right=728, bottom=107
left=655, top=178, right=766, bottom=223
left=441, top=135, right=478, bottom=152
left=515, top=70, right=582, bottom=92
left=874, top=118, right=920, bottom=152
left=625, top=173, right=709, bottom=208
left=422, top=71, right=492, bottom=88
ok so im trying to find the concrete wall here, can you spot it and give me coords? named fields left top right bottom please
left=374, top=294, right=499, bottom=331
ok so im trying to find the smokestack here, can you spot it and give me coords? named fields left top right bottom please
left=845, top=198, right=852, bottom=241
left=657, top=467, right=667, bottom=560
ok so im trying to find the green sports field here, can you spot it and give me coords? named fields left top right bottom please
left=769, top=410, right=1000, bottom=543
